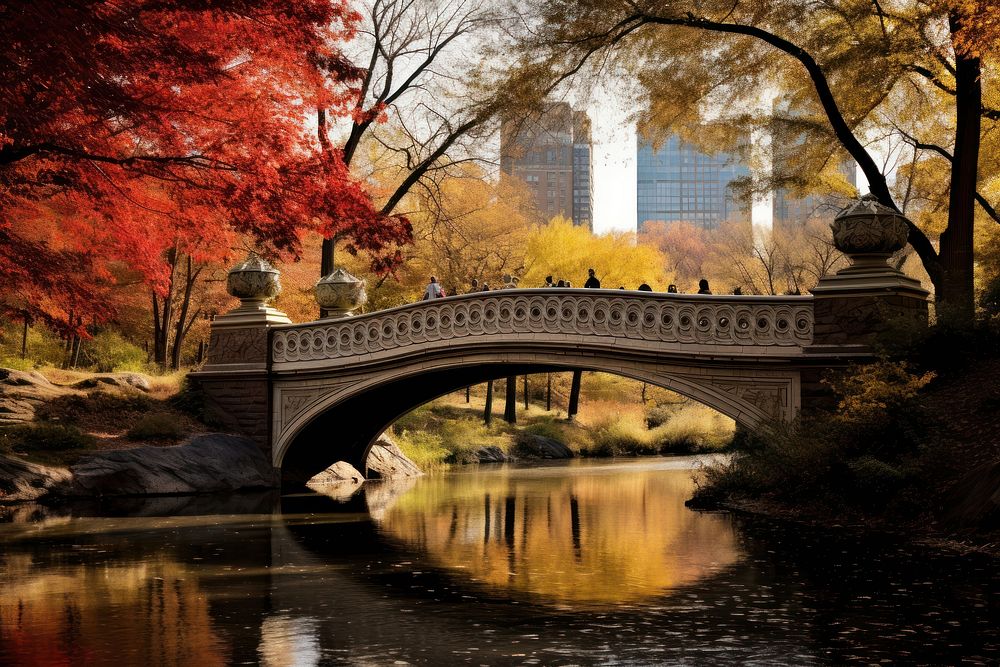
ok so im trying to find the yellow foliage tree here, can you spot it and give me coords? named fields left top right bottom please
left=523, top=217, right=673, bottom=291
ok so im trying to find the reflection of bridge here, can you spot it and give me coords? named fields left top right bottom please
left=193, top=216, right=929, bottom=485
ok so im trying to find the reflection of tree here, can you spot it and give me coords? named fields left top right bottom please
left=377, top=467, right=741, bottom=606
left=0, top=555, right=227, bottom=665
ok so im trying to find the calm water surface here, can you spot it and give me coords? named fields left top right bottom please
left=0, top=456, right=997, bottom=665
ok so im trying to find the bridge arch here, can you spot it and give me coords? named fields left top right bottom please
left=273, top=344, right=801, bottom=485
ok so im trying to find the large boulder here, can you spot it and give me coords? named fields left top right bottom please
left=70, top=373, right=150, bottom=392
left=366, top=435, right=423, bottom=479
left=0, top=368, right=75, bottom=425
left=514, top=433, right=574, bottom=459
left=65, top=433, right=274, bottom=496
left=0, top=454, right=73, bottom=502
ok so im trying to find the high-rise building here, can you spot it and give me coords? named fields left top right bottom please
left=500, top=102, right=593, bottom=228
left=636, top=134, right=750, bottom=232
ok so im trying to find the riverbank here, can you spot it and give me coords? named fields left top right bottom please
left=389, top=390, right=734, bottom=469
left=688, top=344, right=1000, bottom=556
left=1, top=366, right=735, bottom=502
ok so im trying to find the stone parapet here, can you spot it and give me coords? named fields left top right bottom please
left=272, top=290, right=815, bottom=370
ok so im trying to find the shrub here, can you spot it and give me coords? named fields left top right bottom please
left=644, top=404, right=675, bottom=429
left=648, top=403, right=735, bottom=453
left=126, top=413, right=185, bottom=441
left=1, top=423, right=96, bottom=452
left=583, top=412, right=658, bottom=457
left=80, top=330, right=147, bottom=373
left=392, top=430, right=449, bottom=470
left=523, top=417, right=566, bottom=442
left=691, top=361, right=933, bottom=513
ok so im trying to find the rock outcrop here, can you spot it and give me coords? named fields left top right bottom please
left=0, top=368, right=151, bottom=426
left=66, top=433, right=274, bottom=496
left=0, top=369, right=75, bottom=425
left=69, top=373, right=151, bottom=392
left=514, top=433, right=575, bottom=459
left=366, top=435, right=423, bottom=479
left=0, top=455, right=73, bottom=502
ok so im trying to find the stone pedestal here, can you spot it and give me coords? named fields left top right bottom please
left=189, top=256, right=292, bottom=472
left=801, top=195, right=930, bottom=413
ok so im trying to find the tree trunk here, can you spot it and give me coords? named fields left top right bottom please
left=484, top=380, right=494, bottom=426
left=170, top=257, right=202, bottom=370
left=20, top=317, right=28, bottom=359
left=568, top=371, right=582, bottom=421
left=466, top=386, right=471, bottom=403
left=546, top=374, right=552, bottom=411
left=152, top=247, right=178, bottom=368
left=503, top=376, right=517, bottom=424
left=523, top=375, right=529, bottom=410
left=938, top=15, right=982, bottom=322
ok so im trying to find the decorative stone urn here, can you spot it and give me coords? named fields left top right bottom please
left=226, top=254, right=281, bottom=305
left=315, top=268, right=367, bottom=318
left=831, top=193, right=910, bottom=261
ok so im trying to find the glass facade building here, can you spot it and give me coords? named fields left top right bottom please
left=636, top=136, right=750, bottom=232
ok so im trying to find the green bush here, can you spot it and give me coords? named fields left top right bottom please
left=126, top=413, right=185, bottom=441
left=523, top=417, right=567, bottom=442
left=1, top=423, right=96, bottom=452
left=81, top=330, right=147, bottom=373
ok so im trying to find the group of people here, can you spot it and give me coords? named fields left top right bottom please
left=422, top=270, right=739, bottom=301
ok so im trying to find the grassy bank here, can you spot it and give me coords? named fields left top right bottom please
left=391, top=374, right=736, bottom=470
left=1, top=368, right=208, bottom=467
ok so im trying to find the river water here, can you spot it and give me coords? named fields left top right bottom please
left=0, top=457, right=997, bottom=665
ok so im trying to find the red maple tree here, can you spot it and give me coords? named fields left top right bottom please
left=1, top=1, right=412, bottom=343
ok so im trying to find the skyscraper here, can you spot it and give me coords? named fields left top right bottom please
left=500, top=102, right=593, bottom=229
left=636, top=134, right=750, bottom=232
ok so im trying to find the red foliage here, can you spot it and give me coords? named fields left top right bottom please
left=1, top=1, right=411, bottom=333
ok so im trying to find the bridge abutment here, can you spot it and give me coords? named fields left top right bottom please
left=190, top=300, right=290, bottom=480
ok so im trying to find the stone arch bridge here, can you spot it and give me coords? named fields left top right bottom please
left=195, top=259, right=927, bottom=486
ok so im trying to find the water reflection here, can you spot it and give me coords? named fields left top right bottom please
left=0, top=458, right=997, bottom=665
left=0, top=554, right=228, bottom=665
left=375, top=459, right=741, bottom=606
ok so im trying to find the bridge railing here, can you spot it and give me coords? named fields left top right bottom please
left=270, top=289, right=814, bottom=367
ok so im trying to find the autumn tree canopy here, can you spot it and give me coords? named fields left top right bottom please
left=1, top=0, right=411, bottom=335
left=509, top=0, right=998, bottom=321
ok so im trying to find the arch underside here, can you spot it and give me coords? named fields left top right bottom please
left=273, top=348, right=801, bottom=486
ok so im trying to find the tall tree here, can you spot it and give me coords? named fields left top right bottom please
left=510, top=0, right=998, bottom=321
left=317, top=0, right=506, bottom=285
left=1, top=1, right=406, bottom=336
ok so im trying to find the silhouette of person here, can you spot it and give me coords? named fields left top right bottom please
left=638, top=283, right=652, bottom=291
left=667, top=284, right=678, bottom=293
left=557, top=279, right=566, bottom=287
left=697, top=278, right=712, bottom=295
left=468, top=278, right=479, bottom=294
left=423, top=276, right=444, bottom=300
left=584, top=268, right=600, bottom=289
left=544, top=275, right=554, bottom=288
left=732, top=286, right=742, bottom=295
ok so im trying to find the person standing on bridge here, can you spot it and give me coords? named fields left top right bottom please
left=584, top=268, right=601, bottom=289
left=697, top=278, right=712, bottom=295
left=422, top=276, right=445, bottom=300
